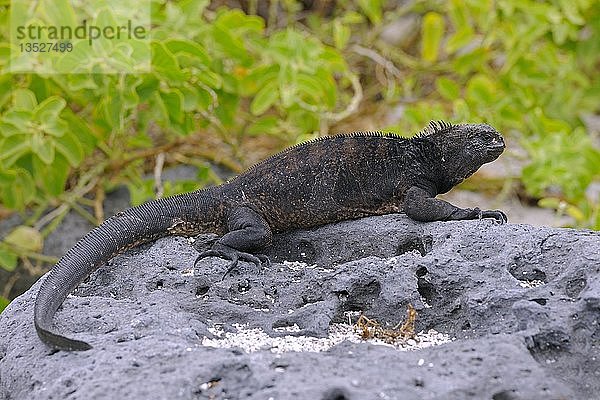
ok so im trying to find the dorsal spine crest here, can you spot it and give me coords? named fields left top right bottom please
left=415, top=120, right=454, bottom=138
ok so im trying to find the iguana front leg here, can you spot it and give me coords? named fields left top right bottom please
left=404, top=186, right=507, bottom=223
left=194, top=206, right=272, bottom=277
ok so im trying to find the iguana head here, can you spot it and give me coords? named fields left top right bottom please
left=421, top=121, right=505, bottom=191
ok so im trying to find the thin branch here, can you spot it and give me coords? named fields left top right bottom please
left=34, top=203, right=69, bottom=232
left=154, top=152, right=166, bottom=199
left=94, top=185, right=105, bottom=223
left=69, top=202, right=98, bottom=226
left=350, top=44, right=403, bottom=80
left=1, top=273, right=19, bottom=298
left=324, top=72, right=363, bottom=122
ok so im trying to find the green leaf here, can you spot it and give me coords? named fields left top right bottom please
left=466, top=75, right=496, bottom=104
left=320, top=48, right=348, bottom=72
left=99, top=94, right=124, bottom=129
left=240, top=65, right=279, bottom=96
left=196, top=70, right=223, bottom=89
left=0, top=169, right=16, bottom=186
left=214, top=8, right=264, bottom=33
left=358, top=0, right=383, bottom=24
left=13, top=89, right=37, bottom=110
left=1, top=110, right=32, bottom=133
left=1, top=169, right=35, bottom=210
left=448, top=0, right=468, bottom=26
left=436, top=77, right=460, bottom=100
left=180, top=0, right=210, bottom=21
left=34, top=97, right=66, bottom=123
left=452, top=99, right=472, bottom=121
left=0, top=296, right=9, bottom=312
left=565, top=204, right=586, bottom=222
left=288, top=108, right=319, bottom=134
left=551, top=22, right=570, bottom=45
left=251, top=82, right=278, bottom=115
left=421, top=12, right=445, bottom=62
left=42, top=117, right=68, bottom=138
left=179, top=85, right=199, bottom=112
left=195, top=88, right=212, bottom=111
left=342, top=11, right=365, bottom=24
left=0, top=135, right=30, bottom=166
left=160, top=89, right=184, bottom=123
left=538, top=197, right=562, bottom=210
left=0, top=80, right=11, bottom=111
left=5, top=225, right=43, bottom=252
left=447, top=27, right=474, bottom=54
left=278, top=65, right=296, bottom=109
left=333, top=20, right=351, bottom=49
left=31, top=134, right=55, bottom=164
left=55, top=130, right=84, bottom=166
left=34, top=153, right=70, bottom=196
left=0, top=248, right=17, bottom=272
left=558, top=0, right=585, bottom=25
left=315, top=68, right=338, bottom=109
left=211, top=25, right=250, bottom=64
left=296, top=73, right=333, bottom=109
left=152, top=42, right=185, bottom=83
left=127, top=180, right=155, bottom=206
left=164, top=39, right=210, bottom=66
left=65, top=75, right=99, bottom=91
left=247, top=116, right=280, bottom=136
left=62, top=112, right=97, bottom=154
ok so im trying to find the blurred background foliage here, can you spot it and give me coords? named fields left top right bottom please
left=0, top=0, right=599, bottom=311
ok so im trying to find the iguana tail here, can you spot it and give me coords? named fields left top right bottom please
left=34, top=192, right=208, bottom=351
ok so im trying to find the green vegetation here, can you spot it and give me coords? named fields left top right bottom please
left=0, top=295, right=8, bottom=312
left=0, top=1, right=599, bottom=303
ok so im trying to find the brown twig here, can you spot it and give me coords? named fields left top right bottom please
left=153, top=152, right=166, bottom=199
left=355, top=304, right=418, bottom=343
left=94, top=185, right=105, bottom=223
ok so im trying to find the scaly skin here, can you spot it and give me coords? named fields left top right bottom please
left=34, top=121, right=507, bottom=351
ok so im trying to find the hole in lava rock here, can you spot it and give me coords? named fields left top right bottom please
left=296, top=239, right=317, bottom=261
left=415, top=265, right=428, bottom=277
left=235, top=279, right=251, bottom=293
left=156, top=280, right=163, bottom=289
left=565, top=278, right=586, bottom=299
left=196, top=285, right=210, bottom=297
left=302, top=293, right=322, bottom=305
left=396, top=234, right=432, bottom=256
left=321, top=387, right=351, bottom=400
left=335, top=280, right=382, bottom=312
left=526, top=329, right=570, bottom=359
left=530, top=298, right=547, bottom=306
left=417, top=276, right=437, bottom=305
left=335, top=290, right=349, bottom=302
left=492, top=390, right=518, bottom=400
left=508, top=263, right=547, bottom=283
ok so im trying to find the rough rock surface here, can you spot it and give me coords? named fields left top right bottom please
left=0, top=215, right=599, bottom=400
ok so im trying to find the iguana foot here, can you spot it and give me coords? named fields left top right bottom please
left=478, top=209, right=508, bottom=224
left=194, top=243, right=271, bottom=279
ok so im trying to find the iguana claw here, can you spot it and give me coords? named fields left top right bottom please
left=477, top=208, right=508, bottom=224
left=194, top=243, right=271, bottom=280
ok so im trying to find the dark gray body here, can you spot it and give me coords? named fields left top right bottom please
left=34, top=122, right=507, bottom=351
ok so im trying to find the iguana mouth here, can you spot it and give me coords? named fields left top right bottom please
left=487, top=139, right=505, bottom=158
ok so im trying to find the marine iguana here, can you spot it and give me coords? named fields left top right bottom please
left=34, top=121, right=507, bottom=351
